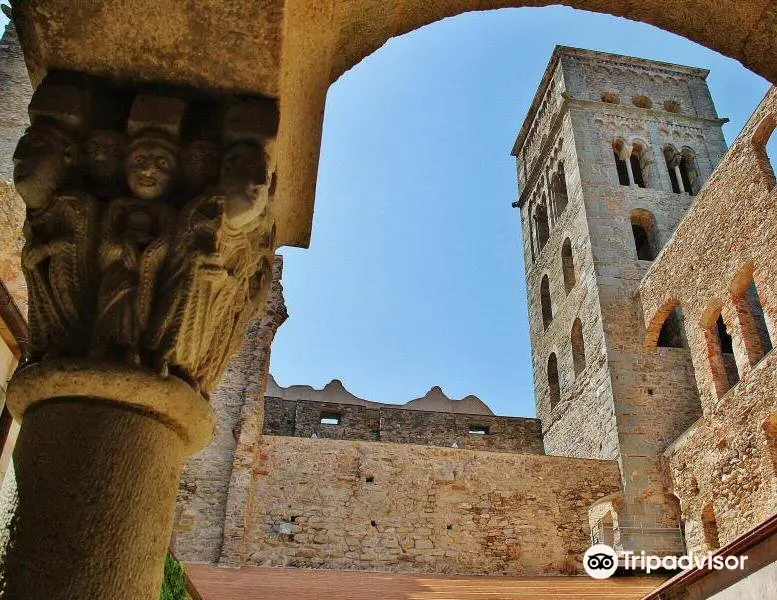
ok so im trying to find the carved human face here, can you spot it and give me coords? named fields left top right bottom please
left=219, top=143, right=267, bottom=204
left=125, top=139, right=177, bottom=200
left=13, top=125, right=75, bottom=211
left=181, top=140, right=219, bottom=191
left=84, top=131, right=125, bottom=183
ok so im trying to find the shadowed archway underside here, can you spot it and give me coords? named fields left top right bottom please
left=12, top=0, right=777, bottom=248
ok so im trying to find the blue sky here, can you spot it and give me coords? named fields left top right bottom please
left=1, top=8, right=771, bottom=417
left=269, top=6, right=772, bottom=417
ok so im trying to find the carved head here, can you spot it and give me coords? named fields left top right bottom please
left=13, top=122, right=77, bottom=211
left=220, top=142, right=268, bottom=205
left=125, top=131, right=179, bottom=200
left=83, top=130, right=126, bottom=184
left=181, top=139, right=219, bottom=191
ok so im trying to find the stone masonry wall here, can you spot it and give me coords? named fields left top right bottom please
left=243, top=436, right=622, bottom=575
left=521, top=101, right=618, bottom=462
left=0, top=17, right=30, bottom=314
left=639, top=87, right=777, bottom=553
left=264, top=397, right=544, bottom=453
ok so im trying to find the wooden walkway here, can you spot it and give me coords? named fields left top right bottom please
left=185, top=565, right=665, bottom=600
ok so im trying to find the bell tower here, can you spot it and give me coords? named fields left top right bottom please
left=512, top=46, right=728, bottom=554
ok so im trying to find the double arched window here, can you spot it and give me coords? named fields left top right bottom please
left=664, top=145, right=700, bottom=195
left=613, top=138, right=650, bottom=188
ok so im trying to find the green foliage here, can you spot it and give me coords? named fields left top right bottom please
left=160, top=554, right=189, bottom=600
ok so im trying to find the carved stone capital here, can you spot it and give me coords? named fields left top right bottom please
left=12, top=71, right=281, bottom=397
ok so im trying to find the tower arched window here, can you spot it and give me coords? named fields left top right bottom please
left=613, top=140, right=630, bottom=186
left=664, top=146, right=682, bottom=194
left=540, top=275, right=552, bottom=331
left=553, top=163, right=568, bottom=217
left=561, top=238, right=575, bottom=294
left=630, top=142, right=648, bottom=188
left=630, top=209, right=660, bottom=261
left=679, top=148, right=699, bottom=195
left=571, top=318, right=586, bottom=377
left=547, top=353, right=560, bottom=408
left=534, top=204, right=550, bottom=253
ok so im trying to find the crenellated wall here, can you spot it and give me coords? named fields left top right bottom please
left=263, top=396, right=544, bottom=453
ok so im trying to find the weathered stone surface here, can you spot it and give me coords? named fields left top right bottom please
left=264, top=396, right=544, bottom=453
left=638, top=87, right=777, bottom=553
left=243, top=436, right=621, bottom=575
left=173, top=256, right=287, bottom=565
left=515, top=47, right=723, bottom=554
left=0, top=18, right=30, bottom=314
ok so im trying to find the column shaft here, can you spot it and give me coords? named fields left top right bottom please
left=1, top=399, right=186, bottom=599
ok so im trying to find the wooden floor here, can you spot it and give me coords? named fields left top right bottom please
left=185, top=564, right=665, bottom=600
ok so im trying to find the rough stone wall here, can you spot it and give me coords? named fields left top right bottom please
left=243, top=436, right=621, bottom=575
left=520, top=72, right=617, bottom=462
left=638, top=87, right=777, bottom=553
left=264, top=397, right=544, bottom=453
left=0, top=17, right=31, bottom=182
left=173, top=256, right=288, bottom=565
left=0, top=18, right=30, bottom=314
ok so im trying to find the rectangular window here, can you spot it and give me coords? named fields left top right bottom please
left=320, top=412, right=341, bottom=425
left=468, top=426, right=489, bottom=435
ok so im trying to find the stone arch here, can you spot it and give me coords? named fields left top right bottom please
left=752, top=113, right=777, bottom=190
left=679, top=146, right=700, bottom=195
left=571, top=317, right=586, bottom=377
left=540, top=275, right=552, bottom=331
left=700, top=300, right=739, bottom=397
left=701, top=502, right=721, bottom=551
left=547, top=353, right=560, bottom=409
left=552, top=161, right=569, bottom=218
left=629, top=138, right=652, bottom=188
left=534, top=202, right=550, bottom=253
left=645, top=297, right=680, bottom=349
left=657, top=307, right=687, bottom=349
left=561, top=237, right=575, bottom=294
left=663, top=144, right=682, bottom=193
left=630, top=208, right=660, bottom=261
left=612, top=138, right=630, bottom=186
left=328, top=3, right=777, bottom=89
left=277, top=1, right=777, bottom=247
left=729, top=262, right=773, bottom=367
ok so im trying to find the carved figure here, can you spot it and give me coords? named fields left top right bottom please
left=93, top=131, right=178, bottom=361
left=82, top=130, right=127, bottom=199
left=147, top=141, right=274, bottom=392
left=14, top=121, right=99, bottom=360
left=181, top=139, right=220, bottom=192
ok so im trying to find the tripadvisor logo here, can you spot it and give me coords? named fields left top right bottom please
left=584, top=544, right=618, bottom=579
left=583, top=544, right=749, bottom=579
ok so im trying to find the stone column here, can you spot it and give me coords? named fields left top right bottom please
left=673, top=165, right=685, bottom=192
left=0, top=72, right=280, bottom=599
